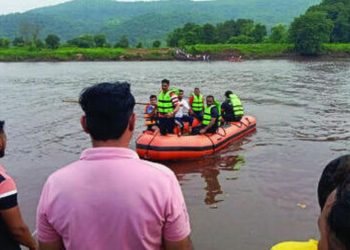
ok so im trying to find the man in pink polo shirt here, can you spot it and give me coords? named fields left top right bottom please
left=36, top=82, right=192, bottom=250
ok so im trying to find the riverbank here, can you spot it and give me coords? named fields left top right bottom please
left=0, top=43, right=350, bottom=61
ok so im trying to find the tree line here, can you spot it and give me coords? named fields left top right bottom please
left=0, top=33, right=163, bottom=50
left=166, top=0, right=350, bottom=55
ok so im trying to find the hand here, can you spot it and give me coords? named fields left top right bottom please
left=199, top=128, right=207, bottom=134
left=167, top=112, right=174, bottom=118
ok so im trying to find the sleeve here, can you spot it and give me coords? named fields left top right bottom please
left=211, top=107, right=219, bottom=119
left=189, top=96, right=194, bottom=106
left=170, top=93, right=179, bottom=107
left=36, top=180, right=61, bottom=242
left=0, top=174, right=18, bottom=210
left=163, top=173, right=191, bottom=241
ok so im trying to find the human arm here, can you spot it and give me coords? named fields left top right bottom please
left=200, top=107, right=218, bottom=134
left=163, top=172, right=192, bottom=250
left=168, top=93, right=180, bottom=117
left=0, top=206, right=38, bottom=250
left=188, top=96, right=194, bottom=115
left=164, top=237, right=193, bottom=250
left=39, top=239, right=65, bottom=250
left=36, top=181, right=65, bottom=250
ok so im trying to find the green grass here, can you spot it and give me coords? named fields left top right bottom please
left=0, top=47, right=168, bottom=61
left=1, top=43, right=350, bottom=61
left=185, top=43, right=294, bottom=57
left=323, top=43, right=350, bottom=53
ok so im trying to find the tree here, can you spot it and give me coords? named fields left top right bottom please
left=67, top=35, right=95, bottom=48
left=0, top=38, right=10, bottom=48
left=331, top=12, right=350, bottom=42
left=251, top=23, right=267, bottom=43
left=136, top=42, right=143, bottom=48
left=152, top=40, right=161, bottom=48
left=94, top=34, right=107, bottom=47
left=115, top=35, right=129, bottom=48
left=228, top=35, right=254, bottom=44
left=289, top=12, right=333, bottom=55
left=201, top=23, right=216, bottom=44
left=269, top=24, right=288, bottom=43
left=45, top=34, right=60, bottom=49
left=12, top=37, right=25, bottom=47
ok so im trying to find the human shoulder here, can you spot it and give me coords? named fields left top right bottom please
left=141, top=160, right=176, bottom=178
left=0, top=165, right=17, bottom=191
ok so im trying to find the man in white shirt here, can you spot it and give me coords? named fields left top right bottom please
left=175, top=89, right=194, bottom=135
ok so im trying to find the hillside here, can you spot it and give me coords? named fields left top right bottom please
left=0, top=0, right=321, bottom=44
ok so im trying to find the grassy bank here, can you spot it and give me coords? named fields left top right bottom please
left=1, top=44, right=350, bottom=61
left=0, top=47, right=174, bottom=61
left=185, top=43, right=294, bottom=58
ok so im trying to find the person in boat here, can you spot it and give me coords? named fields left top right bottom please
left=144, top=95, right=159, bottom=133
left=191, top=95, right=219, bottom=135
left=0, top=120, right=38, bottom=250
left=221, top=90, right=244, bottom=123
left=271, top=155, right=350, bottom=250
left=189, top=87, right=204, bottom=121
left=175, top=89, right=194, bottom=135
left=36, top=82, right=192, bottom=250
left=157, top=79, right=180, bottom=136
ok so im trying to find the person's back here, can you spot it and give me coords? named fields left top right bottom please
left=37, top=82, right=192, bottom=250
left=222, top=90, right=243, bottom=122
left=38, top=148, right=189, bottom=249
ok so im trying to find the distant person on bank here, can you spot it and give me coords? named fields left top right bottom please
left=221, top=90, right=244, bottom=123
left=271, top=155, right=350, bottom=250
left=36, top=82, right=192, bottom=250
left=191, top=95, right=219, bottom=135
left=157, top=79, right=180, bottom=135
left=0, top=121, right=37, bottom=250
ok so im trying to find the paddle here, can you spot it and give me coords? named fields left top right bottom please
left=62, top=99, right=148, bottom=105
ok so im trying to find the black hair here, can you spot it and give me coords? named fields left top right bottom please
left=161, top=79, right=170, bottom=85
left=149, top=95, right=157, bottom=99
left=179, top=89, right=184, bottom=93
left=318, top=155, right=350, bottom=210
left=207, top=95, right=214, bottom=100
left=194, top=87, right=200, bottom=90
left=328, top=175, right=350, bottom=250
left=0, top=120, right=4, bottom=133
left=225, top=90, right=233, bottom=98
left=79, top=82, right=135, bottom=141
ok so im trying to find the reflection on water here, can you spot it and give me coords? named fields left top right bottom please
left=170, top=155, right=246, bottom=206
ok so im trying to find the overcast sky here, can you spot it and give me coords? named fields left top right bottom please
left=0, top=0, right=158, bottom=15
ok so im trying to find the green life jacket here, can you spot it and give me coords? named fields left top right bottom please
left=202, top=104, right=221, bottom=127
left=214, top=100, right=222, bottom=126
left=229, top=94, right=244, bottom=117
left=191, top=93, right=204, bottom=112
left=158, top=91, right=174, bottom=114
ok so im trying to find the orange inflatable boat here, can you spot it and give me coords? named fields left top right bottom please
left=136, top=115, right=256, bottom=161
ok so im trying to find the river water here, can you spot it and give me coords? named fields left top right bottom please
left=0, top=60, right=349, bottom=249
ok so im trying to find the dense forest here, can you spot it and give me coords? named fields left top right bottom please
left=0, top=0, right=319, bottom=44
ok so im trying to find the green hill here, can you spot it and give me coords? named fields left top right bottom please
left=0, top=0, right=321, bottom=45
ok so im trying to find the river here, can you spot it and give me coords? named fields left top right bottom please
left=0, top=60, right=349, bottom=250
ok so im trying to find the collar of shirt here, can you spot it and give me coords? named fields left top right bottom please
left=80, top=147, right=139, bottom=161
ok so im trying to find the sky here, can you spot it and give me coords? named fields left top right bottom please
left=0, top=0, right=158, bottom=15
